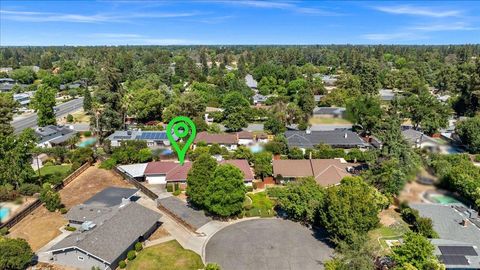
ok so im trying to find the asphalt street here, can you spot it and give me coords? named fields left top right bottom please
left=12, top=97, right=84, bottom=134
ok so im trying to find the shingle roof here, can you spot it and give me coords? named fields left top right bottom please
left=51, top=203, right=161, bottom=264
left=272, top=159, right=354, bottom=186
left=245, top=74, right=258, bottom=89
left=312, top=107, right=345, bottom=115
left=402, top=129, right=438, bottom=146
left=144, top=159, right=254, bottom=182
left=195, top=132, right=238, bottom=145
left=35, top=125, right=77, bottom=144
left=284, top=130, right=366, bottom=148
left=83, top=187, right=138, bottom=207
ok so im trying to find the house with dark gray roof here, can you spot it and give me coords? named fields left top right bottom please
left=49, top=188, right=161, bottom=270
left=402, top=129, right=440, bottom=152
left=284, top=130, right=368, bottom=149
left=312, top=107, right=346, bottom=118
left=35, top=125, right=77, bottom=148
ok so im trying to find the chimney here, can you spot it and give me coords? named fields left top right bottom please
left=462, top=219, right=469, bottom=227
left=306, top=129, right=311, bottom=134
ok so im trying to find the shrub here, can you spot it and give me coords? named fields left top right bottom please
left=99, top=158, right=117, bottom=170
left=66, top=114, right=74, bottom=123
left=173, top=190, right=181, bottom=196
left=0, top=227, right=9, bottom=236
left=60, top=208, right=68, bottom=214
left=252, top=182, right=258, bottom=190
left=65, top=225, right=76, bottom=231
left=134, top=242, right=143, bottom=252
left=118, top=260, right=126, bottom=269
left=246, top=186, right=254, bottom=192
left=83, top=131, right=92, bottom=137
left=40, top=184, right=62, bottom=212
left=166, top=183, right=174, bottom=192
left=19, top=183, right=42, bottom=196
left=0, top=186, right=18, bottom=202
left=127, top=250, right=136, bottom=261
left=14, top=197, right=23, bottom=205
left=205, top=263, right=221, bottom=270
left=475, top=154, right=480, bottom=162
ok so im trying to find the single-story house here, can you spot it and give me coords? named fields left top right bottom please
left=253, top=93, right=268, bottom=105
left=402, top=129, right=439, bottom=152
left=204, top=107, right=224, bottom=124
left=237, top=131, right=255, bottom=146
left=411, top=204, right=480, bottom=269
left=245, top=74, right=258, bottom=89
left=379, top=89, right=396, bottom=101
left=312, top=107, right=346, bottom=118
left=272, top=159, right=356, bottom=186
left=13, top=92, right=32, bottom=107
left=50, top=188, right=161, bottom=270
left=35, top=125, right=77, bottom=148
left=117, top=163, right=148, bottom=181
left=284, top=130, right=367, bottom=149
left=107, top=130, right=172, bottom=148
left=143, top=159, right=254, bottom=185
left=194, top=132, right=238, bottom=150
left=314, top=74, right=338, bottom=86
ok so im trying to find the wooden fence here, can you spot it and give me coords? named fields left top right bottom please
left=113, top=167, right=158, bottom=200
left=0, top=162, right=91, bottom=230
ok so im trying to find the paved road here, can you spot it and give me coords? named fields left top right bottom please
left=12, top=97, right=84, bottom=134
left=205, top=219, right=334, bottom=270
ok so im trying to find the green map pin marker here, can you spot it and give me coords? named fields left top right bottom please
left=166, top=116, right=196, bottom=165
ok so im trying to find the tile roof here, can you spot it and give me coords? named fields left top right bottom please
left=273, top=159, right=354, bottom=186
left=195, top=131, right=238, bottom=145
left=237, top=131, right=255, bottom=139
left=284, top=130, right=366, bottom=148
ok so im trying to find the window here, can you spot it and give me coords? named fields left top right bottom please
left=78, top=256, right=84, bottom=261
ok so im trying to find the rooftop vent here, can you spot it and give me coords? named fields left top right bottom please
left=306, top=129, right=311, bottom=134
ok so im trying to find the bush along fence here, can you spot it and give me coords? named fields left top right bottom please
left=113, top=166, right=158, bottom=200
left=0, top=162, right=92, bottom=230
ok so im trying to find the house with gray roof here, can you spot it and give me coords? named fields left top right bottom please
left=312, top=107, right=346, bottom=118
left=107, top=130, right=172, bottom=148
left=284, top=130, right=368, bottom=149
left=379, top=89, right=396, bottom=101
left=245, top=74, right=258, bottom=89
left=402, top=129, right=439, bottom=151
left=49, top=188, right=161, bottom=270
left=411, top=204, right=480, bottom=269
left=35, top=125, right=77, bottom=148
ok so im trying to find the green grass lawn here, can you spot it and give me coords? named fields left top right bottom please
left=369, top=223, right=409, bottom=252
left=33, top=164, right=72, bottom=185
left=309, top=117, right=352, bottom=125
left=126, top=240, right=204, bottom=270
left=244, top=192, right=275, bottom=217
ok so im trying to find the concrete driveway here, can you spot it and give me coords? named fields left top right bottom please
left=205, top=219, right=334, bottom=270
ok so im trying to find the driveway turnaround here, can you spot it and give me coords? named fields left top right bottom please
left=205, top=219, right=333, bottom=270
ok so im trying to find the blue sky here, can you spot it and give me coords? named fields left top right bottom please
left=1, top=1, right=479, bottom=45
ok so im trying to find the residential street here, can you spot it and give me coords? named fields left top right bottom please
left=12, top=97, right=84, bottom=134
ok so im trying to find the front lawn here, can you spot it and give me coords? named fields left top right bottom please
left=126, top=240, right=204, bottom=270
left=244, top=192, right=275, bottom=217
left=32, top=164, right=72, bottom=185
left=309, top=117, right=352, bottom=125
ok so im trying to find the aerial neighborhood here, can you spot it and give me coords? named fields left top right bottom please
left=1, top=2, right=480, bottom=270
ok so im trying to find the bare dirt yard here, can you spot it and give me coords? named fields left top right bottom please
left=8, top=163, right=131, bottom=251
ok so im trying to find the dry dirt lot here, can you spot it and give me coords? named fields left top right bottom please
left=8, top=163, right=131, bottom=251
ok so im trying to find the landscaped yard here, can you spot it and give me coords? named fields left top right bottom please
left=369, top=208, right=410, bottom=254
left=309, top=117, right=352, bottom=125
left=33, top=164, right=73, bottom=185
left=127, top=240, right=204, bottom=270
left=244, top=192, right=275, bottom=217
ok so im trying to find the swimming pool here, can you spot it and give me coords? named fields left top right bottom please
left=0, top=207, right=10, bottom=221
left=249, top=144, right=264, bottom=153
left=429, top=194, right=461, bottom=205
left=78, top=138, right=97, bottom=148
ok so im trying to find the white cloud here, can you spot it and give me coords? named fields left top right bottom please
left=89, top=33, right=145, bottom=38
left=0, top=9, right=198, bottom=23
left=410, top=22, right=477, bottom=31
left=374, top=5, right=462, bottom=17
left=215, top=0, right=341, bottom=15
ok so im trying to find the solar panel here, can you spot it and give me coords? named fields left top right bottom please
left=438, top=255, right=469, bottom=265
left=439, top=246, right=478, bottom=256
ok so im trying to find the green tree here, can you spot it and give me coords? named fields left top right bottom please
left=186, top=154, right=218, bottom=207
left=11, top=67, right=36, bottom=84
left=223, top=112, right=247, bottom=132
left=126, top=88, right=165, bottom=122
left=253, top=151, right=272, bottom=179
left=319, top=177, right=386, bottom=243
left=204, top=164, right=246, bottom=217
left=346, top=95, right=382, bottom=134
left=296, top=87, right=315, bottom=118
left=205, top=263, right=221, bottom=270
left=0, top=93, right=17, bottom=136
left=456, top=116, right=480, bottom=153
left=222, top=91, right=250, bottom=117
left=0, top=237, right=34, bottom=270
left=356, top=60, right=380, bottom=95
left=40, top=183, right=62, bottom=212
left=83, top=88, right=92, bottom=112
left=0, top=129, right=36, bottom=187
left=391, top=232, right=440, bottom=270
left=267, top=177, right=324, bottom=223
left=264, top=117, right=286, bottom=135
left=33, top=85, right=57, bottom=126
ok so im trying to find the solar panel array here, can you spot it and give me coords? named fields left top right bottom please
left=438, top=255, right=469, bottom=265
left=136, top=132, right=167, bottom=140
left=439, top=246, right=478, bottom=256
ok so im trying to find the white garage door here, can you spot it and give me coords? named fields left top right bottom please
left=146, top=175, right=167, bottom=184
